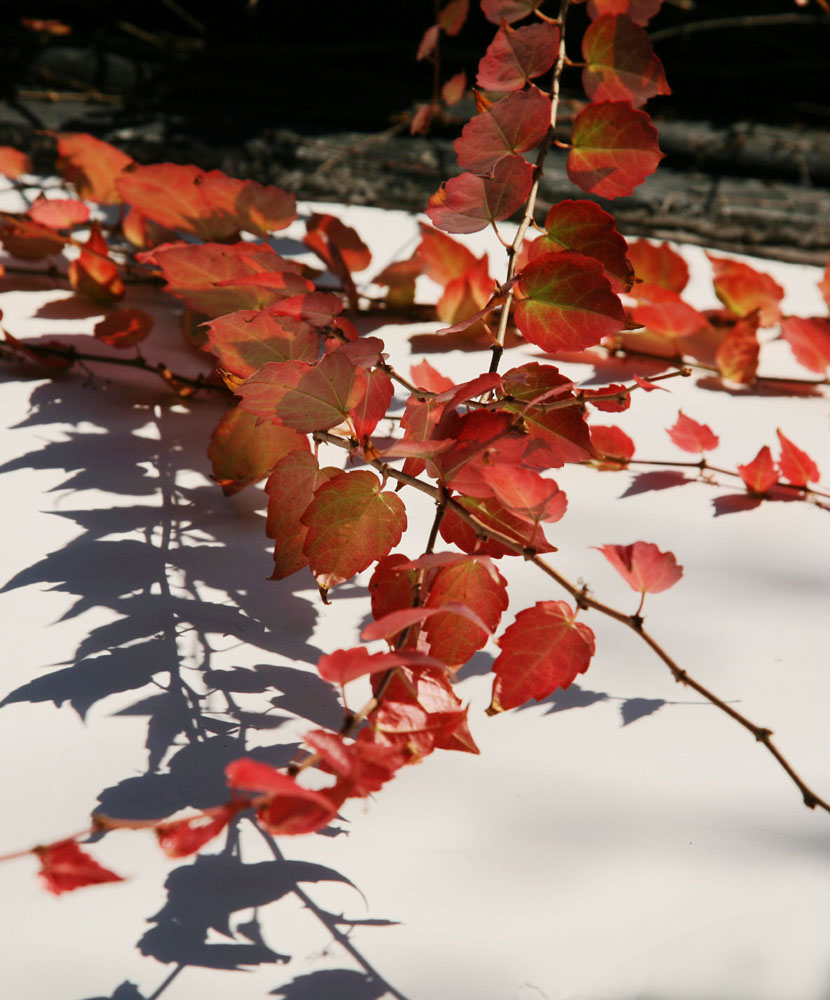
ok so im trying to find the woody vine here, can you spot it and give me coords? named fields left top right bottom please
left=0, top=0, right=829, bottom=896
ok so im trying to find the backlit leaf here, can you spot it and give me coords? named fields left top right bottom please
left=27, top=197, right=89, bottom=230
left=597, top=541, right=683, bottom=593
left=455, top=89, right=551, bottom=174
left=630, top=286, right=710, bottom=338
left=514, top=250, right=627, bottom=352
left=202, top=310, right=318, bottom=378
left=304, top=213, right=371, bottom=275
left=568, top=101, right=662, bottom=199
left=0, top=217, right=64, bottom=260
left=737, top=446, right=778, bottom=495
left=94, top=307, right=154, bottom=349
left=776, top=429, right=819, bottom=485
left=302, top=470, right=407, bottom=589
left=479, top=465, right=567, bottom=524
left=303, top=730, right=406, bottom=799
left=707, top=253, right=784, bottom=326
left=225, top=759, right=337, bottom=835
left=582, top=14, right=669, bottom=107
left=476, top=21, right=559, bottom=92
left=780, top=316, right=830, bottom=374
left=155, top=807, right=235, bottom=858
left=667, top=411, right=719, bottom=453
left=590, top=424, right=635, bottom=468
left=426, top=154, right=534, bottom=234
left=410, top=359, right=455, bottom=393
left=489, top=601, right=595, bottom=712
left=415, top=223, right=479, bottom=285
left=265, top=451, right=339, bottom=579
left=530, top=199, right=634, bottom=292
left=350, top=367, right=394, bottom=440
left=210, top=406, right=308, bottom=496
left=438, top=0, right=469, bottom=35
left=586, top=0, right=663, bottom=25
left=317, top=648, right=442, bottom=686
left=56, top=133, right=133, bottom=203
left=481, top=0, right=542, bottom=24
left=36, top=840, right=123, bottom=895
left=715, top=316, right=759, bottom=383
left=627, top=239, right=688, bottom=293
left=442, top=71, right=468, bottom=106
left=0, top=145, right=32, bottom=178
left=68, top=222, right=124, bottom=303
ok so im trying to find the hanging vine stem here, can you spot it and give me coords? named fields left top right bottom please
left=312, top=428, right=830, bottom=815
left=489, top=0, right=571, bottom=376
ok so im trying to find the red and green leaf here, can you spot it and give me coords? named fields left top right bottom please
left=476, top=21, right=560, bottom=92
left=582, top=14, right=670, bottom=107
left=426, top=154, right=534, bottom=234
left=568, top=101, right=663, bottom=199
left=202, top=310, right=318, bottom=378
left=209, top=406, right=308, bottom=497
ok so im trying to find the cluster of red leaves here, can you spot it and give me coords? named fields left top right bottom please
left=1, top=0, right=828, bottom=896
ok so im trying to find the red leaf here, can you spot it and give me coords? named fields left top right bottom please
left=304, top=730, right=406, bottom=798
left=715, top=316, right=759, bottom=384
left=36, top=840, right=123, bottom=895
left=0, top=145, right=32, bottom=178
left=237, top=349, right=366, bottom=432
left=590, top=424, right=635, bottom=468
left=369, top=554, right=418, bottom=624
left=582, top=14, right=670, bottom=107
left=479, top=465, right=567, bottom=523
left=271, top=291, right=344, bottom=327
left=156, top=807, right=235, bottom=858
left=304, top=213, right=371, bottom=275
left=442, top=70, right=468, bottom=106
left=586, top=0, right=663, bottom=26
left=202, top=310, right=318, bottom=378
left=56, top=133, right=133, bottom=203
left=1, top=217, right=65, bottom=260
left=630, top=286, right=710, bottom=338
left=210, top=406, right=308, bottom=496
left=481, top=0, right=543, bottom=24
left=424, top=556, right=509, bottom=667
left=455, top=89, right=550, bottom=174
left=501, top=362, right=594, bottom=467
left=515, top=250, right=627, bottom=352
left=439, top=493, right=556, bottom=557
left=416, top=24, right=440, bottom=60
left=147, top=242, right=309, bottom=318
left=568, top=101, right=662, bottom=199
left=439, top=0, right=469, bottom=35
left=489, top=601, right=595, bottom=712
left=583, top=383, right=631, bottom=411
left=436, top=256, right=494, bottom=327
left=68, top=221, right=124, bottom=304
left=667, top=411, right=719, bottom=453
left=410, top=359, right=455, bottom=393
left=707, top=253, right=784, bottom=326
left=301, top=470, right=407, bottom=589
left=426, top=154, right=534, bottom=234
left=225, top=759, right=337, bottom=835
left=430, top=409, right=529, bottom=495
left=350, top=367, right=394, bottom=440
left=94, top=307, right=154, bottom=349
left=627, top=239, right=689, bottom=293
left=476, top=21, right=559, bottom=92
left=597, top=541, right=683, bottom=593
left=529, top=199, right=634, bottom=292
left=737, top=446, right=778, bottom=495
left=317, top=647, right=443, bottom=686
left=415, top=223, right=478, bottom=285
left=265, top=451, right=340, bottom=579
left=776, top=429, right=819, bottom=485
left=780, top=316, right=830, bottom=374
left=27, top=197, right=89, bottom=231
left=117, top=164, right=295, bottom=240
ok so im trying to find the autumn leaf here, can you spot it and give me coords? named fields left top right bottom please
left=627, top=239, right=689, bottom=293
left=209, top=407, right=308, bottom=496
left=225, top=759, right=338, bottom=835
left=350, top=367, right=394, bottom=440
left=630, top=286, right=710, bottom=338
left=780, top=316, right=830, bottom=374
left=439, top=494, right=556, bottom=558
left=590, top=424, right=635, bottom=468
left=596, top=541, right=683, bottom=593
left=0, top=145, right=32, bottom=178
left=530, top=199, right=634, bottom=292
left=426, top=154, right=534, bottom=234
left=481, top=0, right=543, bottom=24
left=476, top=20, right=559, bottom=91
left=201, top=310, right=318, bottom=378
left=27, top=197, right=89, bottom=231
left=317, top=647, right=443, bottom=686
left=737, top=446, right=778, bottom=495
left=156, top=807, right=236, bottom=858
left=582, top=14, right=670, bottom=107
left=265, top=451, right=339, bottom=579
left=567, top=101, right=663, bottom=199
left=455, top=89, right=550, bottom=174
left=369, top=554, right=418, bottom=624
left=68, top=221, right=124, bottom=304
left=35, top=840, right=123, bottom=895
left=586, top=0, right=663, bottom=26
left=514, top=250, right=628, bottom=352
left=667, top=411, right=719, bottom=453
left=707, top=254, right=784, bottom=326
left=715, top=317, right=759, bottom=384
left=415, top=223, right=479, bottom=285
left=301, top=470, right=407, bottom=589
left=56, top=133, right=133, bottom=203
left=94, top=307, right=154, bottom=349
left=776, top=429, right=819, bottom=486
left=303, top=730, right=407, bottom=799
left=236, top=349, right=366, bottom=432
left=489, top=601, right=595, bottom=712
left=410, top=359, right=455, bottom=393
